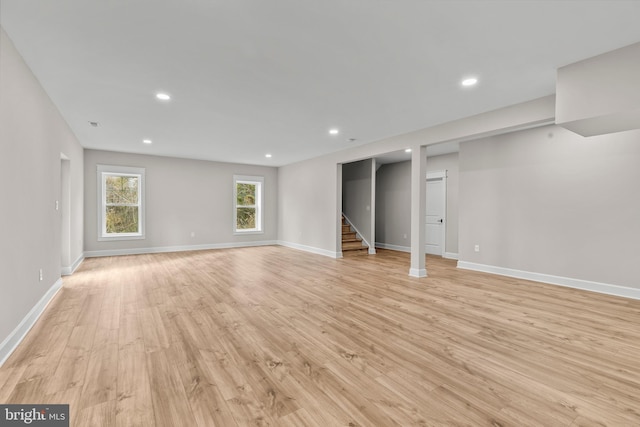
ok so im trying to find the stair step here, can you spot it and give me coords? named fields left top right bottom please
left=342, top=241, right=365, bottom=250
left=342, top=238, right=360, bottom=243
left=341, top=215, right=368, bottom=255
left=342, top=247, right=369, bottom=256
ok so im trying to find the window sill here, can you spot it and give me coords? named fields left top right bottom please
left=233, top=230, right=264, bottom=236
left=98, top=234, right=145, bottom=242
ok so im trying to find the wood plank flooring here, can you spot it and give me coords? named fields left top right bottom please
left=1, top=246, right=639, bottom=426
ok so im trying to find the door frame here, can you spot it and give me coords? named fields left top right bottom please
left=60, top=153, right=71, bottom=273
left=425, top=170, right=447, bottom=257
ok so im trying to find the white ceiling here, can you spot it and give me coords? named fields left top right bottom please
left=2, top=1, right=640, bottom=167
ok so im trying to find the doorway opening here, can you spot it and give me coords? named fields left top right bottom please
left=60, top=154, right=71, bottom=274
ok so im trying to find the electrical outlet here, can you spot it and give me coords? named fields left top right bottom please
left=39, top=269, right=43, bottom=281
left=403, top=234, right=407, bottom=239
left=55, top=200, right=59, bottom=211
left=190, top=231, right=195, bottom=238
left=474, top=244, right=480, bottom=252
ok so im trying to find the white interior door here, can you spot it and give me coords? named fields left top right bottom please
left=425, top=174, right=446, bottom=256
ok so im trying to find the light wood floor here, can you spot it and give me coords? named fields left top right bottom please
left=1, top=247, right=639, bottom=426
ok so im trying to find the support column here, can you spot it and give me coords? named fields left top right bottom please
left=336, top=163, right=344, bottom=259
left=409, top=146, right=427, bottom=277
left=369, top=158, right=377, bottom=254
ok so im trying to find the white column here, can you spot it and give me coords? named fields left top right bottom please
left=369, top=158, right=377, bottom=254
left=409, top=146, right=427, bottom=277
left=336, top=163, right=344, bottom=258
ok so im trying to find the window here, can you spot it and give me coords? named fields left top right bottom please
left=97, top=165, right=145, bottom=240
left=233, top=175, right=263, bottom=234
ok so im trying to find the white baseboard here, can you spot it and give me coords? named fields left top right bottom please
left=0, top=278, right=63, bottom=367
left=277, top=240, right=340, bottom=259
left=368, top=248, right=377, bottom=255
left=457, top=261, right=640, bottom=301
left=375, top=242, right=411, bottom=253
left=84, top=240, right=278, bottom=258
left=61, top=253, right=84, bottom=276
left=409, top=268, right=427, bottom=278
left=376, top=244, right=459, bottom=261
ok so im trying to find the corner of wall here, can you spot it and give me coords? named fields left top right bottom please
left=0, top=279, right=63, bottom=367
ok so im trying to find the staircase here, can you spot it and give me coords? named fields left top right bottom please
left=341, top=215, right=368, bottom=256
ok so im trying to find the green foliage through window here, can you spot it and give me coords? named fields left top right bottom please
left=236, top=207, right=256, bottom=230
left=235, top=178, right=261, bottom=232
left=104, top=174, right=140, bottom=234
left=106, top=176, right=138, bottom=204
left=236, top=183, right=256, bottom=206
left=106, top=206, right=139, bottom=233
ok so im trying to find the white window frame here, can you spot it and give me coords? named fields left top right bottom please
left=233, top=175, right=264, bottom=235
left=97, top=165, right=146, bottom=241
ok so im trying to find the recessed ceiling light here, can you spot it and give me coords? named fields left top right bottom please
left=461, top=77, right=478, bottom=87
left=143, top=139, right=152, bottom=144
left=156, top=93, right=171, bottom=101
left=265, top=154, right=272, bottom=158
left=405, top=148, right=412, bottom=153
left=329, top=128, right=339, bottom=135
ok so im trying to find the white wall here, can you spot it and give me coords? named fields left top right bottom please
left=278, top=158, right=339, bottom=257
left=278, top=91, right=640, bottom=292
left=342, top=159, right=372, bottom=245
left=459, top=124, right=640, bottom=289
left=277, top=96, right=555, bottom=256
left=375, top=161, right=411, bottom=249
left=84, top=150, right=278, bottom=254
left=375, top=153, right=459, bottom=254
left=0, top=28, right=84, bottom=350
